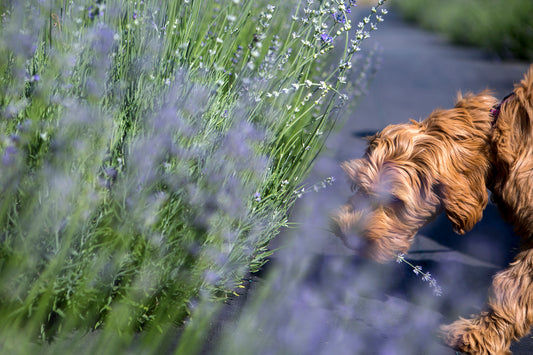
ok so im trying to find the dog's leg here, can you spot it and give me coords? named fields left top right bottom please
left=440, top=248, right=533, bottom=355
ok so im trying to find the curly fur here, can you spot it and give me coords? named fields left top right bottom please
left=332, top=65, right=533, bottom=354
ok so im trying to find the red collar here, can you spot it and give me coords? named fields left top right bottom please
left=491, top=93, right=514, bottom=126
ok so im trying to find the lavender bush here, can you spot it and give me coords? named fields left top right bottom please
left=0, top=0, right=387, bottom=353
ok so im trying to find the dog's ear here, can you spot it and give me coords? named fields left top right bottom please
left=438, top=176, right=488, bottom=235
left=421, top=106, right=491, bottom=235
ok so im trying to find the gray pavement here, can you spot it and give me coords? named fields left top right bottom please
left=269, top=10, right=532, bottom=355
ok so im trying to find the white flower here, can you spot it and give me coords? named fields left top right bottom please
left=433, top=286, right=443, bottom=296
left=396, top=253, right=405, bottom=263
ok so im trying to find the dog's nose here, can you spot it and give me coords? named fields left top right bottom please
left=342, top=229, right=371, bottom=253
left=331, top=205, right=371, bottom=251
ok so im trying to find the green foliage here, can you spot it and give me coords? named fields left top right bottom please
left=394, top=0, right=533, bottom=60
left=0, top=0, right=386, bottom=352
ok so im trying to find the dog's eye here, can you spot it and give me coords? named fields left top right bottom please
left=389, top=196, right=404, bottom=208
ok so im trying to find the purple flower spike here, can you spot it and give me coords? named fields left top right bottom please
left=332, top=12, right=346, bottom=24
left=2, top=146, right=17, bottom=166
left=320, top=33, right=333, bottom=44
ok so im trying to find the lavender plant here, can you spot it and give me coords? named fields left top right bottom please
left=0, top=0, right=387, bottom=353
left=396, top=253, right=442, bottom=296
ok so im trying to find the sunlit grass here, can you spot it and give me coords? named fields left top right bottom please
left=394, top=0, right=533, bottom=60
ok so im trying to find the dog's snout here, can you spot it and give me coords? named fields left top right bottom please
left=331, top=204, right=370, bottom=251
left=341, top=229, right=372, bottom=254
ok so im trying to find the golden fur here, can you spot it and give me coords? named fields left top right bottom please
left=332, top=64, right=533, bottom=354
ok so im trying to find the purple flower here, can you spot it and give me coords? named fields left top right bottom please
left=2, top=146, right=17, bottom=166
left=254, top=192, right=261, bottom=202
left=88, top=4, right=101, bottom=20
left=88, top=6, right=95, bottom=20
left=348, top=0, right=357, bottom=6
left=332, top=12, right=346, bottom=24
left=320, top=33, right=333, bottom=44
left=32, top=74, right=40, bottom=82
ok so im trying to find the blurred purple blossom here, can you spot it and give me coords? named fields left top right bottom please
left=88, top=6, right=95, bottom=20
left=2, top=146, right=18, bottom=166
left=320, top=33, right=333, bottom=44
left=332, top=12, right=346, bottom=24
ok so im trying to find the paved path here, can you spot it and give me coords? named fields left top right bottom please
left=207, top=9, right=531, bottom=355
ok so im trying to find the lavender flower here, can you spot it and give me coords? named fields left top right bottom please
left=396, top=253, right=443, bottom=296
left=396, top=253, right=405, bottom=263
left=320, top=33, right=333, bottom=44
left=2, top=146, right=18, bottom=166
left=88, top=6, right=95, bottom=20
left=332, top=12, right=346, bottom=24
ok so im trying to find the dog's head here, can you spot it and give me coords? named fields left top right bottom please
left=332, top=93, right=496, bottom=263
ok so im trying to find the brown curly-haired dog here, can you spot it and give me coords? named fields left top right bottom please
left=332, top=65, right=533, bottom=355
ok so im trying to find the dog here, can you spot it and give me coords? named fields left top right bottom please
left=332, top=64, right=533, bottom=354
